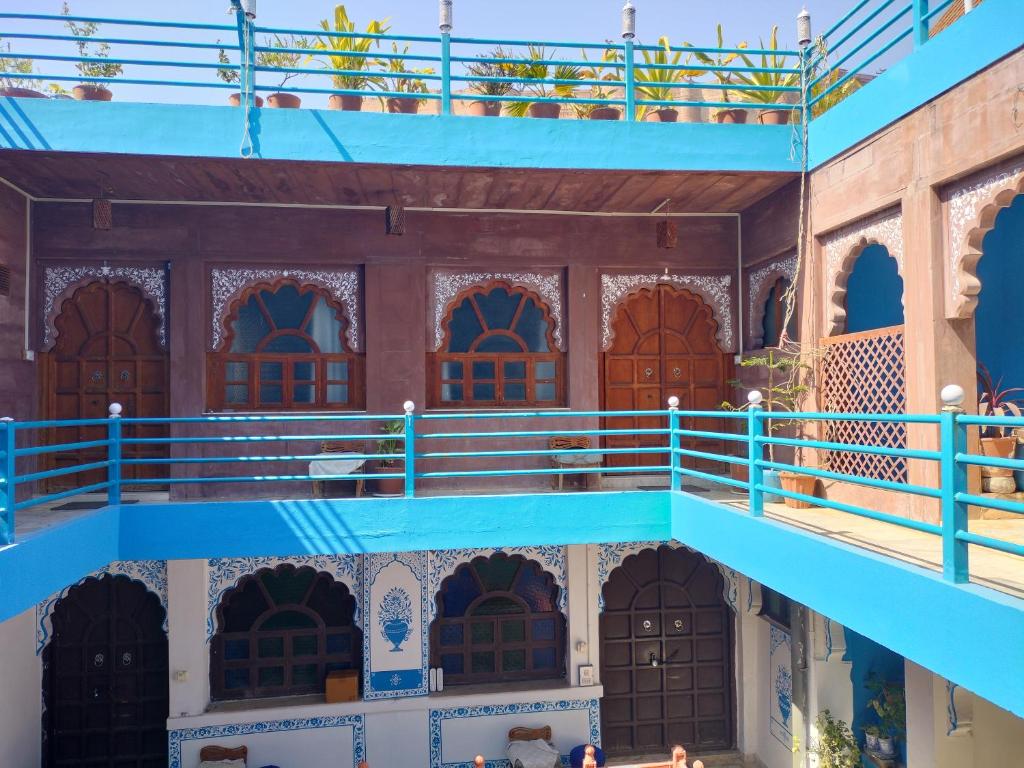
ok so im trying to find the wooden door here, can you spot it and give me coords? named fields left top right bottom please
left=43, top=574, right=169, bottom=767
left=600, top=546, right=735, bottom=756
left=601, top=285, right=731, bottom=470
left=43, top=281, right=168, bottom=488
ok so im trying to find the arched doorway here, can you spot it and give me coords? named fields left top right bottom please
left=42, top=280, right=169, bottom=488
left=599, top=545, right=735, bottom=756
left=601, top=285, right=731, bottom=470
left=42, top=574, right=169, bottom=767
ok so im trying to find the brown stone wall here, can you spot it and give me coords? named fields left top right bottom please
left=0, top=183, right=32, bottom=420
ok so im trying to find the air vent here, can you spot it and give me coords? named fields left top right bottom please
left=0, top=264, right=10, bottom=297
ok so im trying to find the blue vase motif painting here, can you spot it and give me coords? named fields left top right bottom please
left=776, top=665, right=793, bottom=725
left=378, top=586, right=413, bottom=652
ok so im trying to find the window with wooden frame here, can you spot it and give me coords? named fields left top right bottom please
left=762, top=276, right=798, bottom=347
left=431, top=282, right=564, bottom=408
left=430, top=553, right=565, bottom=685
left=210, top=564, right=361, bottom=701
left=208, top=280, right=363, bottom=411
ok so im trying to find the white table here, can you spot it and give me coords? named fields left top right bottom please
left=309, top=453, right=366, bottom=497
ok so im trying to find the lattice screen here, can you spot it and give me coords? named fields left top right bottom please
left=819, top=325, right=907, bottom=482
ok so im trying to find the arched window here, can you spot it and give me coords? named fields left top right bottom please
left=762, top=277, right=798, bottom=347
left=844, top=245, right=904, bottom=334
left=209, top=280, right=364, bottom=411
left=430, top=553, right=565, bottom=685
left=210, top=564, right=361, bottom=701
left=432, top=282, right=564, bottom=407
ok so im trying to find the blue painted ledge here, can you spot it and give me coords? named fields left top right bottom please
left=0, top=97, right=799, bottom=173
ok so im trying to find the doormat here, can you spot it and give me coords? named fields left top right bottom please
left=52, top=499, right=140, bottom=511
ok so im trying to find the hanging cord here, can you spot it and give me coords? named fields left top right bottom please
left=239, top=13, right=255, bottom=158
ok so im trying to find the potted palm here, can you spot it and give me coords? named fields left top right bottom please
left=316, top=4, right=390, bottom=112
left=465, top=47, right=516, bottom=117
left=371, top=420, right=405, bottom=496
left=260, top=35, right=311, bottom=108
left=812, top=711, right=861, bottom=768
left=507, top=45, right=580, bottom=119
left=689, top=25, right=748, bottom=123
left=379, top=43, right=434, bottom=114
left=0, top=39, right=45, bottom=98
left=733, top=25, right=799, bottom=125
left=634, top=37, right=701, bottom=122
left=216, top=46, right=264, bottom=107
left=63, top=3, right=122, bottom=101
left=574, top=46, right=623, bottom=121
left=977, top=364, right=1024, bottom=493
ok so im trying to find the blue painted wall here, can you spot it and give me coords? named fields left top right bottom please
left=976, top=194, right=1024, bottom=391
left=844, top=629, right=906, bottom=763
left=844, top=245, right=905, bottom=333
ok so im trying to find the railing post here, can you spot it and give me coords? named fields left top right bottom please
left=0, top=417, right=14, bottom=545
left=939, top=384, right=968, bottom=583
left=913, top=0, right=930, bottom=48
left=747, top=391, right=764, bottom=517
left=621, top=1, right=636, bottom=121
left=403, top=401, right=416, bottom=498
left=439, top=0, right=453, bottom=115
left=108, top=402, right=122, bottom=506
left=667, top=396, right=680, bottom=492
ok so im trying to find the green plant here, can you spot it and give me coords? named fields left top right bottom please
left=572, top=45, right=622, bottom=118
left=465, top=46, right=517, bottom=99
left=259, top=34, right=312, bottom=89
left=687, top=24, right=748, bottom=113
left=632, top=37, right=701, bottom=119
left=62, top=2, right=123, bottom=84
left=505, top=45, right=580, bottom=118
left=732, top=25, right=799, bottom=107
left=316, top=4, right=390, bottom=92
left=378, top=42, right=434, bottom=106
left=0, top=38, right=41, bottom=91
left=867, top=676, right=906, bottom=740
left=216, top=46, right=239, bottom=85
left=812, top=710, right=861, bottom=768
left=977, top=363, right=1024, bottom=437
left=806, top=37, right=864, bottom=118
left=376, top=420, right=405, bottom=468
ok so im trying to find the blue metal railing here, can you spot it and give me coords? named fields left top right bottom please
left=1, top=390, right=1022, bottom=595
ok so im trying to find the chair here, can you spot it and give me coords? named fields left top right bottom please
left=549, top=437, right=602, bottom=491
left=312, top=440, right=365, bottom=499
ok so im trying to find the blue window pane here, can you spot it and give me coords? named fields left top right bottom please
left=260, top=384, right=283, bottom=405
left=440, top=564, right=482, bottom=617
left=225, top=384, right=248, bottom=404
left=448, top=299, right=485, bottom=353
left=535, top=361, right=556, bottom=380
left=308, top=297, right=344, bottom=353
left=505, top=382, right=526, bottom=400
left=503, top=361, right=526, bottom=379
left=326, top=633, right=352, bottom=654
left=532, top=618, right=556, bottom=641
left=326, top=384, right=348, bottom=404
left=536, top=383, right=556, bottom=402
left=476, top=334, right=525, bottom=353
left=327, top=361, right=349, bottom=380
left=532, top=647, right=557, bottom=670
left=441, top=383, right=464, bottom=402
left=475, top=287, right=521, bottom=330
left=472, top=360, right=495, bottom=379
left=514, top=299, right=551, bottom=352
left=224, top=668, right=250, bottom=690
left=225, top=362, right=248, bottom=382
left=224, top=639, right=249, bottom=660
left=293, top=361, right=315, bottom=381
left=440, top=654, right=464, bottom=675
left=261, top=284, right=313, bottom=330
left=263, top=334, right=314, bottom=353
left=260, top=362, right=283, bottom=381
left=473, top=383, right=496, bottom=401
left=439, top=624, right=464, bottom=646
left=230, top=299, right=271, bottom=353
left=294, top=384, right=315, bottom=404
left=514, top=564, right=556, bottom=612
left=441, top=361, right=463, bottom=379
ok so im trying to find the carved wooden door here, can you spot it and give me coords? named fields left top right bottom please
left=43, top=280, right=168, bottom=488
left=600, top=546, right=735, bottom=756
left=601, top=285, right=731, bottom=470
left=43, top=574, right=168, bottom=767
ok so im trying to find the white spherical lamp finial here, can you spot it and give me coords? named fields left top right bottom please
left=108, top=402, right=123, bottom=417
left=940, top=384, right=965, bottom=408
left=403, top=400, right=416, bottom=414
left=747, top=390, right=763, bottom=406
left=667, top=395, right=680, bottom=409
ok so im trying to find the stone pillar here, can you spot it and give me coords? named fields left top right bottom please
left=565, top=544, right=590, bottom=686
left=905, top=660, right=937, bottom=768
left=167, top=559, right=209, bottom=717
left=567, top=265, right=600, bottom=410
left=364, top=263, right=427, bottom=413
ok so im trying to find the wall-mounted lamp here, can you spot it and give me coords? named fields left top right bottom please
left=797, top=8, right=812, bottom=47
left=621, top=1, right=636, bottom=40
left=385, top=206, right=406, bottom=236
left=93, top=199, right=112, bottom=231
left=439, top=0, right=453, bottom=33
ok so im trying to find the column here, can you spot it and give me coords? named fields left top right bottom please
left=167, top=559, right=209, bottom=717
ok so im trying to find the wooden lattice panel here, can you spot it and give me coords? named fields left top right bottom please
left=819, top=325, right=907, bottom=482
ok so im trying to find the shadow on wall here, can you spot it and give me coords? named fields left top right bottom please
left=844, top=629, right=906, bottom=765
left=845, top=244, right=905, bottom=334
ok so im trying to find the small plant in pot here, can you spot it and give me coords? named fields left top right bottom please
left=378, top=43, right=434, bottom=114
left=812, top=710, right=861, bottom=768
left=867, top=676, right=905, bottom=758
left=371, top=419, right=405, bottom=496
left=689, top=25, right=748, bottom=123
left=634, top=37, right=701, bottom=122
left=216, top=46, right=264, bottom=108
left=573, top=46, right=623, bottom=120
left=63, top=2, right=122, bottom=101
left=977, top=363, right=1024, bottom=494
left=259, top=34, right=311, bottom=108
left=316, top=4, right=390, bottom=111
left=506, top=45, right=580, bottom=119
left=465, top=47, right=516, bottom=117
left=732, top=25, right=799, bottom=125
left=0, top=38, right=45, bottom=98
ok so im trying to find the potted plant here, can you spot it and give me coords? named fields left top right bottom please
left=507, top=45, right=580, bottom=119
left=862, top=725, right=881, bottom=753
left=316, top=4, right=390, bottom=112
left=63, top=2, right=122, bottom=101
left=378, top=43, right=434, bottom=114
left=689, top=25, right=748, bottom=123
left=465, top=47, right=516, bottom=117
left=574, top=46, right=623, bottom=121
left=867, top=677, right=905, bottom=758
left=216, top=46, right=264, bottom=108
left=259, top=34, right=311, bottom=108
left=633, top=37, right=701, bottom=122
left=0, top=39, right=45, bottom=98
left=812, top=710, right=861, bottom=768
left=733, top=25, right=799, bottom=125
left=977, top=363, right=1024, bottom=493
left=371, top=419, right=405, bottom=496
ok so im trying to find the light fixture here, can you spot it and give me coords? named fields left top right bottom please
left=439, top=0, right=453, bottom=33
left=385, top=206, right=406, bottom=236
left=655, top=198, right=676, bottom=249
left=797, top=8, right=812, bottom=47
left=93, top=199, right=112, bottom=230
left=621, top=1, right=636, bottom=40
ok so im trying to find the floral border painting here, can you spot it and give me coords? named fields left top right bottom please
left=769, top=625, right=793, bottom=748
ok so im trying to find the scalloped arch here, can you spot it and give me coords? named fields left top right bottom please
left=747, top=253, right=797, bottom=349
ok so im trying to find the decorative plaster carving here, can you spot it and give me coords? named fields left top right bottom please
left=429, top=271, right=564, bottom=351
left=210, top=267, right=361, bottom=351
left=600, top=273, right=734, bottom=352
left=43, top=265, right=168, bottom=348
left=206, top=555, right=362, bottom=642
left=747, top=253, right=797, bottom=346
left=946, top=159, right=1024, bottom=318
left=37, top=560, right=167, bottom=654
left=821, top=208, right=904, bottom=335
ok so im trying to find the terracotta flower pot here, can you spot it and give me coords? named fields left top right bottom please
left=266, top=92, right=301, bottom=109
left=228, top=93, right=264, bottom=108
left=72, top=84, right=112, bottom=102
left=589, top=106, right=621, bottom=121
left=386, top=97, right=420, bottom=114
left=329, top=94, right=363, bottom=111
left=980, top=435, right=1016, bottom=478
left=758, top=108, right=792, bottom=125
left=528, top=102, right=561, bottom=119
left=645, top=108, right=678, bottom=123
left=715, top=108, right=747, bottom=124
left=0, top=87, right=45, bottom=99
left=371, top=462, right=405, bottom=496
left=467, top=100, right=501, bottom=117
left=780, top=471, right=817, bottom=509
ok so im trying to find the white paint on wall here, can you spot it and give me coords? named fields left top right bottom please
left=0, top=608, right=42, bottom=767
left=168, top=559, right=209, bottom=718
left=904, top=660, right=936, bottom=768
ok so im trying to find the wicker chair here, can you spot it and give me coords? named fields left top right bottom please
left=549, top=436, right=602, bottom=491
left=312, top=440, right=365, bottom=498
